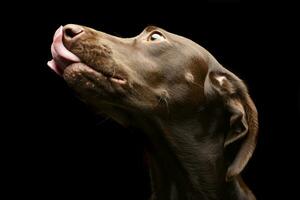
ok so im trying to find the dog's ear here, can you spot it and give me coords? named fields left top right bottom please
left=205, top=70, right=258, bottom=181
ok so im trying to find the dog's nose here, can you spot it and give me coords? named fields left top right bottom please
left=63, top=24, right=84, bottom=40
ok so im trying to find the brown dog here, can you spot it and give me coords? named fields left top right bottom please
left=48, top=24, right=258, bottom=200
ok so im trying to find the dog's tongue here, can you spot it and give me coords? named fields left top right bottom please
left=47, top=26, right=80, bottom=76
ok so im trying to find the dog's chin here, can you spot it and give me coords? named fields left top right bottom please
left=63, top=62, right=127, bottom=85
left=62, top=63, right=129, bottom=107
left=64, top=63, right=126, bottom=89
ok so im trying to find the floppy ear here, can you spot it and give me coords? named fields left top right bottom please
left=205, top=70, right=258, bottom=181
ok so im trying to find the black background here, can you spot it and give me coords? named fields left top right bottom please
left=4, top=1, right=299, bottom=199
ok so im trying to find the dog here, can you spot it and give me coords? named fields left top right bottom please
left=48, top=24, right=258, bottom=200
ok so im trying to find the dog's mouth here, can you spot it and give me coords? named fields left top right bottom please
left=47, top=26, right=127, bottom=85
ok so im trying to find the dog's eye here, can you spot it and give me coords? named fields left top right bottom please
left=148, top=32, right=165, bottom=42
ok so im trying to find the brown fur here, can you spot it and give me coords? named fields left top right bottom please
left=54, top=24, right=259, bottom=200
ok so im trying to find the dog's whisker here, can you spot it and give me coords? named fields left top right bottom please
left=190, top=81, right=204, bottom=89
left=162, top=97, right=170, bottom=116
left=155, top=95, right=170, bottom=116
left=112, top=64, right=116, bottom=78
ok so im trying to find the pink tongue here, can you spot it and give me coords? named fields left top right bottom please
left=47, top=26, right=80, bottom=75
left=47, top=59, right=62, bottom=75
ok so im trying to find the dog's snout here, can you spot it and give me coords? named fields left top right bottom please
left=63, top=24, right=84, bottom=40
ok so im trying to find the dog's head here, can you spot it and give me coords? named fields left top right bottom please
left=48, top=24, right=258, bottom=180
left=49, top=25, right=209, bottom=114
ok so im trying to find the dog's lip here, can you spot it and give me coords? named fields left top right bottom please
left=110, top=78, right=126, bottom=84
left=95, top=67, right=127, bottom=84
left=47, top=26, right=81, bottom=76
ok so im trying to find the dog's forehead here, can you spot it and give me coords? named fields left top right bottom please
left=144, top=25, right=159, bottom=32
left=143, top=26, right=172, bottom=34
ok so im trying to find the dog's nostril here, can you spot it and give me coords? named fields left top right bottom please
left=64, top=25, right=84, bottom=39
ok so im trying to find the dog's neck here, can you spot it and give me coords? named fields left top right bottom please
left=133, top=106, right=251, bottom=200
